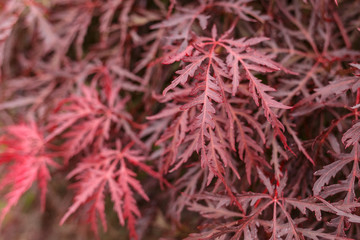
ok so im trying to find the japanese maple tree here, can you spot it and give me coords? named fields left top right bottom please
left=0, top=0, right=360, bottom=239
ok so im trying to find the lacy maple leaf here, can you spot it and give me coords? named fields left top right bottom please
left=0, top=123, right=59, bottom=223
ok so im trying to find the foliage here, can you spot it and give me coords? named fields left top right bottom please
left=0, top=0, right=360, bottom=239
